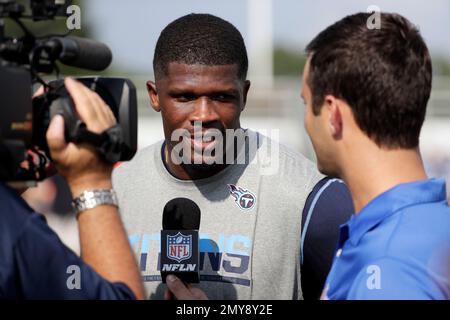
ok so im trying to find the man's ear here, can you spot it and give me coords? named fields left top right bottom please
left=325, top=95, right=343, bottom=140
left=146, top=80, right=160, bottom=112
left=242, top=80, right=251, bottom=110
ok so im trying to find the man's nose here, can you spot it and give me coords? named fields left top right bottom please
left=190, top=97, right=219, bottom=126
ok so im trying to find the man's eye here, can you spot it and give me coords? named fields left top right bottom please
left=175, top=94, right=196, bottom=102
left=213, top=94, right=234, bottom=101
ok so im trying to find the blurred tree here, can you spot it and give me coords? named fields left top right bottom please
left=274, top=47, right=450, bottom=77
left=273, top=47, right=306, bottom=77
left=433, top=56, right=450, bottom=76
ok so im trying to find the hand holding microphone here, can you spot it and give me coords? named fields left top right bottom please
left=165, top=274, right=208, bottom=300
left=160, top=198, right=208, bottom=300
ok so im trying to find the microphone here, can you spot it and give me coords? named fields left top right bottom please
left=160, top=198, right=201, bottom=283
left=45, top=36, right=113, bottom=71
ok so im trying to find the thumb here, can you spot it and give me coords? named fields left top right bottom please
left=32, top=85, right=45, bottom=98
left=166, top=275, right=192, bottom=300
left=46, top=115, right=67, bottom=154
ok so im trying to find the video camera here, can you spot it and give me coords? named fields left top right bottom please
left=0, top=0, right=138, bottom=182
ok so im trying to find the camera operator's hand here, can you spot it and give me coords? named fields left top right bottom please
left=45, top=77, right=144, bottom=299
left=46, top=77, right=116, bottom=195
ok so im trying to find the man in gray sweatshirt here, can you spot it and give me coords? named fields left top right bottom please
left=113, top=13, right=353, bottom=300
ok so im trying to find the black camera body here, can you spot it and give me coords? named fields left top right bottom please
left=0, top=0, right=138, bottom=182
left=0, top=64, right=33, bottom=181
left=33, top=77, right=138, bottom=164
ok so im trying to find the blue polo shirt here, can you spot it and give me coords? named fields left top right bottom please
left=322, top=178, right=450, bottom=300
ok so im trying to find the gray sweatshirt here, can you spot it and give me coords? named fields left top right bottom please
left=112, top=130, right=322, bottom=299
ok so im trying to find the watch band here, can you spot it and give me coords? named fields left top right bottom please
left=72, top=189, right=118, bottom=217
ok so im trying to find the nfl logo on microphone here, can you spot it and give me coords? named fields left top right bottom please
left=167, top=232, right=192, bottom=263
left=160, top=229, right=200, bottom=283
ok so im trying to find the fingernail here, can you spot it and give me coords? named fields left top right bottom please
left=167, top=275, right=176, bottom=283
left=49, top=114, right=64, bottom=130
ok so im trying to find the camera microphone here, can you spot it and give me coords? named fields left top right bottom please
left=45, top=36, right=112, bottom=71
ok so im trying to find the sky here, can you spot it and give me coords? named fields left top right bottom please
left=83, top=0, right=450, bottom=74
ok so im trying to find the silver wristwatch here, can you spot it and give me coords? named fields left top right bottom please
left=72, top=189, right=118, bottom=216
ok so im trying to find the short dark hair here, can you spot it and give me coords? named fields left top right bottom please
left=153, top=13, right=248, bottom=81
left=306, top=12, right=432, bottom=149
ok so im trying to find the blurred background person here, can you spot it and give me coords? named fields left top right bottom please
left=22, top=175, right=79, bottom=255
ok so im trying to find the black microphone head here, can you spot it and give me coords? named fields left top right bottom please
left=162, top=198, right=201, bottom=230
left=50, top=36, right=112, bottom=71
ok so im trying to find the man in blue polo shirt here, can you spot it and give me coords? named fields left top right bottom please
left=301, top=12, right=450, bottom=299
